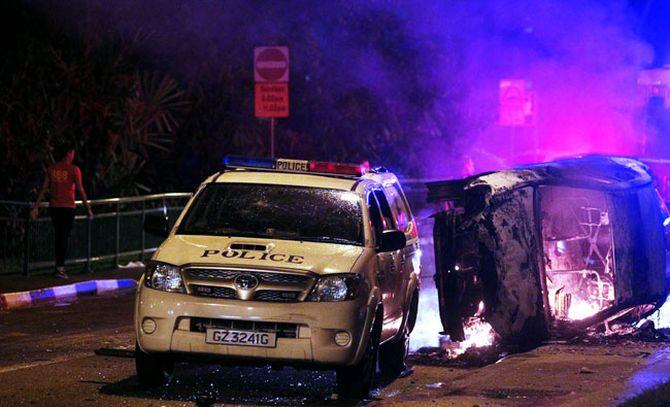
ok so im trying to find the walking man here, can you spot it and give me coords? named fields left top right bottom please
left=31, top=145, right=93, bottom=279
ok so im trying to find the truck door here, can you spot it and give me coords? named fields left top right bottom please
left=368, top=189, right=403, bottom=330
left=383, top=182, right=420, bottom=305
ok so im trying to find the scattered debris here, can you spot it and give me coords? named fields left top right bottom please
left=572, top=321, right=670, bottom=346
left=579, top=367, right=595, bottom=374
left=118, top=261, right=145, bottom=269
left=410, top=343, right=506, bottom=368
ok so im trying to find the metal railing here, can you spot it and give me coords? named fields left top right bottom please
left=0, top=193, right=192, bottom=276
left=0, top=180, right=435, bottom=277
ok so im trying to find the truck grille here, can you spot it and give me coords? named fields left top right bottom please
left=253, top=290, right=301, bottom=302
left=187, top=268, right=310, bottom=284
left=188, top=269, right=240, bottom=280
left=185, top=267, right=313, bottom=302
left=191, top=285, right=236, bottom=299
left=189, top=317, right=298, bottom=338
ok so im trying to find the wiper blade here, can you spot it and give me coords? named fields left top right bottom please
left=183, top=228, right=264, bottom=238
left=304, top=236, right=359, bottom=245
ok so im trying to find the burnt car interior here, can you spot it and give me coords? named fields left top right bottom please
left=540, top=186, right=615, bottom=321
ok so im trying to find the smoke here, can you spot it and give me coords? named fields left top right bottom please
left=413, top=1, right=653, bottom=176
left=26, top=0, right=652, bottom=179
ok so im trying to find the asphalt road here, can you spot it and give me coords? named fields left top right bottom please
left=1, top=288, right=669, bottom=406
left=0, top=290, right=351, bottom=406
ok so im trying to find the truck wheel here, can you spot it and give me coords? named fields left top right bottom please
left=379, top=325, right=409, bottom=378
left=380, top=291, right=417, bottom=378
left=336, top=310, right=382, bottom=399
left=135, top=342, right=174, bottom=385
left=406, top=290, right=419, bottom=333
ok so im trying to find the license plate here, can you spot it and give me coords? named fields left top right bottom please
left=205, top=329, right=277, bottom=348
left=276, top=158, right=309, bottom=172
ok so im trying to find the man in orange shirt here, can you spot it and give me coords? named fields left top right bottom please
left=31, top=145, right=93, bottom=279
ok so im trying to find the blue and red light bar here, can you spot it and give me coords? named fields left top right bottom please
left=223, top=155, right=370, bottom=176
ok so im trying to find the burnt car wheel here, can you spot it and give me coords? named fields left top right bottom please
left=336, top=309, right=382, bottom=399
left=135, top=342, right=174, bottom=385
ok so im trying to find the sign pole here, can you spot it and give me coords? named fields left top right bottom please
left=270, top=118, right=275, bottom=158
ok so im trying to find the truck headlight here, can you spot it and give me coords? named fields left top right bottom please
left=307, top=274, right=361, bottom=302
left=144, top=261, right=185, bottom=293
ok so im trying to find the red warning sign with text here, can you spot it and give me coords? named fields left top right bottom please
left=254, top=46, right=289, bottom=118
left=255, top=83, right=289, bottom=118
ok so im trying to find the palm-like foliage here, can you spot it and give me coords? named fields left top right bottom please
left=1, top=0, right=461, bottom=198
left=0, top=4, right=189, bottom=199
left=100, top=71, right=190, bottom=193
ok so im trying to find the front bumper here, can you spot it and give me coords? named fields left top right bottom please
left=135, top=283, right=376, bottom=366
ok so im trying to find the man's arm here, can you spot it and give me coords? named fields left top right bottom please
left=74, top=167, right=93, bottom=218
left=31, top=175, right=49, bottom=220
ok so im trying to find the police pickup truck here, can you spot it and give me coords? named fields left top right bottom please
left=136, top=156, right=421, bottom=398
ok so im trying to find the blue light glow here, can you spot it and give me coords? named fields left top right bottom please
left=223, top=155, right=276, bottom=169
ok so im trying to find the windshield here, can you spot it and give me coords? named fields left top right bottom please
left=178, top=183, right=364, bottom=245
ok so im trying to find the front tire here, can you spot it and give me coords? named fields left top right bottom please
left=135, top=342, right=174, bottom=385
left=379, top=329, right=409, bottom=378
left=336, top=309, right=382, bottom=399
left=379, top=291, right=417, bottom=378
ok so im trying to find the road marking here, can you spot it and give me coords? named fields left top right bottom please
left=0, top=352, right=92, bottom=374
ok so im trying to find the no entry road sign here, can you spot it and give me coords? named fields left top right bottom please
left=254, top=46, right=289, bottom=157
left=254, top=47, right=289, bottom=83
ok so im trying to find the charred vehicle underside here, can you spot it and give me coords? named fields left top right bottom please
left=427, top=156, right=669, bottom=346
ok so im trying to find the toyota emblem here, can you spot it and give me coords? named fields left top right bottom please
left=234, top=274, right=259, bottom=290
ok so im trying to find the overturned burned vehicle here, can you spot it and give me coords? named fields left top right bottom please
left=427, top=156, right=669, bottom=345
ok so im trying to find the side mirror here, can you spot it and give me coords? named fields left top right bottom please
left=144, top=212, right=170, bottom=237
left=378, top=230, right=406, bottom=252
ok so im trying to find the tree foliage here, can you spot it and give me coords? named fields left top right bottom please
left=0, top=0, right=459, bottom=199
left=0, top=1, right=189, bottom=199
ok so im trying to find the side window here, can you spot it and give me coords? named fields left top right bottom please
left=383, top=183, right=411, bottom=232
left=367, top=192, right=384, bottom=243
left=373, top=189, right=396, bottom=231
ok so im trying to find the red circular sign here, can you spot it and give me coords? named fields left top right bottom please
left=255, top=48, right=288, bottom=82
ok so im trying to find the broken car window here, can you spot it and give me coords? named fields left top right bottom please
left=178, top=183, right=364, bottom=245
left=383, top=183, right=410, bottom=232
left=373, top=189, right=396, bottom=231
left=367, top=191, right=384, bottom=244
